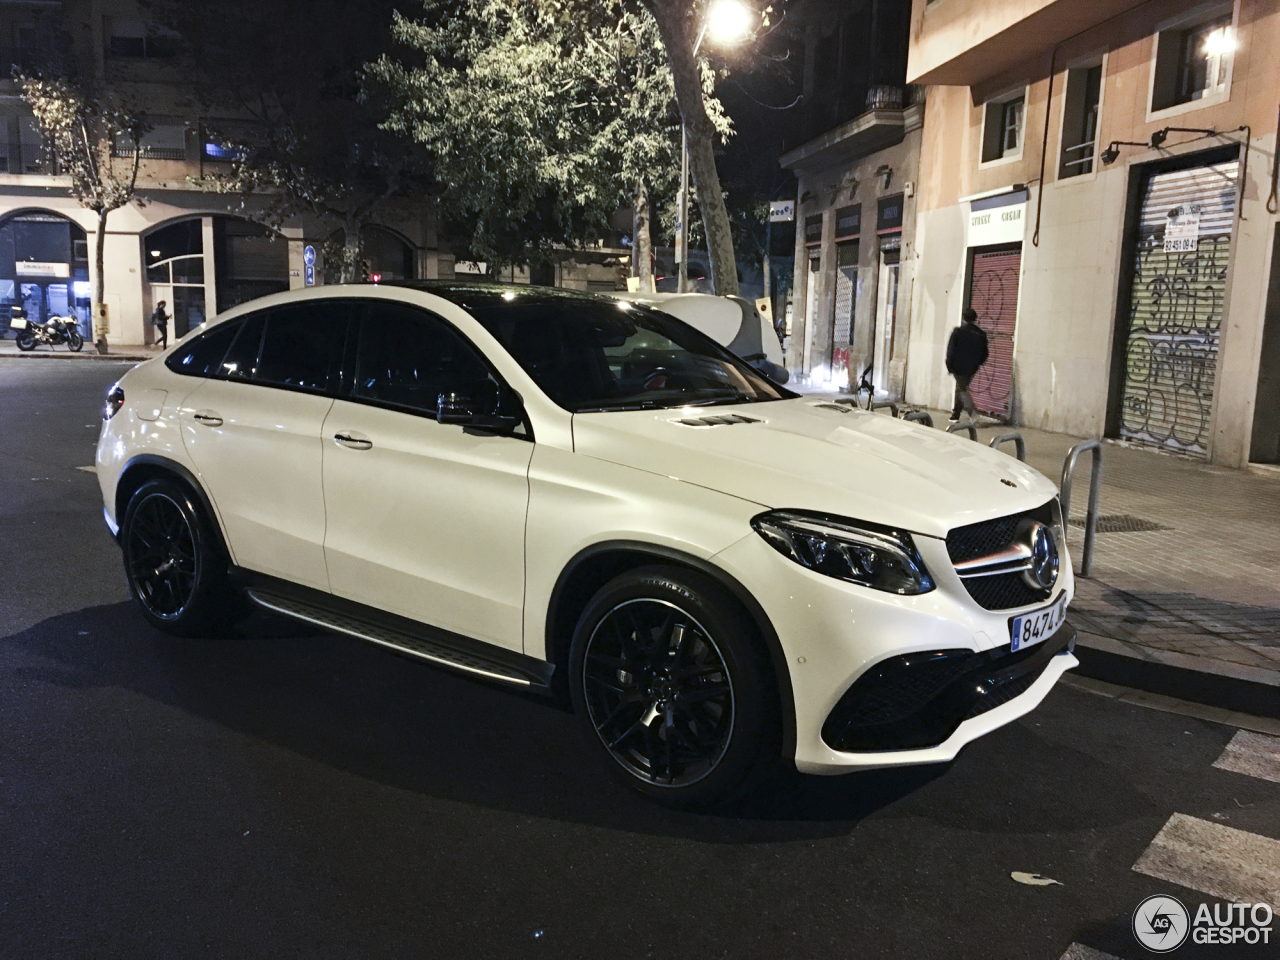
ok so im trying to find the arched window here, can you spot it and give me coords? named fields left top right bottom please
left=0, top=212, right=91, bottom=338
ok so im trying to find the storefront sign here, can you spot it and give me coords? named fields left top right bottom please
left=804, top=214, right=823, bottom=246
left=769, top=200, right=795, bottom=222
left=877, top=195, right=903, bottom=233
left=16, top=261, right=70, bottom=278
left=1164, top=207, right=1200, bottom=252
left=968, top=201, right=1026, bottom=246
left=834, top=204, right=861, bottom=240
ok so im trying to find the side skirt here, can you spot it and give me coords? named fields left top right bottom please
left=232, top=569, right=555, bottom=691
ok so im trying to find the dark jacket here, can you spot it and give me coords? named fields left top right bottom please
left=151, top=307, right=169, bottom=329
left=946, top=320, right=988, bottom=377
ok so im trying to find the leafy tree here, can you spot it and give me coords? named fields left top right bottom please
left=368, top=0, right=728, bottom=284
left=149, top=0, right=435, bottom=281
left=19, top=75, right=148, bottom=348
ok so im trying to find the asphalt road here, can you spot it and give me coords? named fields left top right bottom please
left=2, top=357, right=1276, bottom=960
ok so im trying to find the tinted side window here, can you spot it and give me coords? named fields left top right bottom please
left=164, top=322, right=240, bottom=378
left=355, top=305, right=493, bottom=416
left=255, top=302, right=349, bottom=392
left=218, top=313, right=266, bottom=380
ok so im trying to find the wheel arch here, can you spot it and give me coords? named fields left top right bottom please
left=546, top=541, right=797, bottom=761
left=115, top=454, right=227, bottom=552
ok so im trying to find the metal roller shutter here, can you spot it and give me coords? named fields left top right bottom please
left=968, top=247, right=1021, bottom=419
left=1119, top=160, right=1238, bottom=457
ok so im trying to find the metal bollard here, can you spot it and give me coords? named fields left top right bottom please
left=988, top=432, right=1026, bottom=461
left=1060, top=440, right=1103, bottom=578
left=946, top=420, right=979, bottom=440
left=870, top=400, right=899, bottom=417
left=903, top=410, right=934, bottom=428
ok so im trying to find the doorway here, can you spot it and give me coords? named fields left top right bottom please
left=872, top=240, right=900, bottom=394
left=1250, top=222, right=1280, bottom=464
left=964, top=243, right=1022, bottom=419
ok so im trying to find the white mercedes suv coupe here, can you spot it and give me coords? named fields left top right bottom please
left=98, top=282, right=1077, bottom=808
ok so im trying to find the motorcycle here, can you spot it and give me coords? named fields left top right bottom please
left=10, top=308, right=84, bottom=352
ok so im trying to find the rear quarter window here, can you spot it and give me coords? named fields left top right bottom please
left=164, top=322, right=241, bottom=378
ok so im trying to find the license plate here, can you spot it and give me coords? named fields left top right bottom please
left=1010, top=594, right=1067, bottom=652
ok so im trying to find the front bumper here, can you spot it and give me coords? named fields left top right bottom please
left=709, top=528, right=1076, bottom=774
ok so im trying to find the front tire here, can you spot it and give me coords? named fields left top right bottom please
left=121, top=478, right=243, bottom=637
left=569, top=566, right=779, bottom=809
left=15, top=331, right=34, bottom=351
left=68, top=331, right=84, bottom=352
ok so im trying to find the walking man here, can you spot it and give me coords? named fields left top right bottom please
left=151, top=300, right=169, bottom=349
left=947, top=307, right=989, bottom=422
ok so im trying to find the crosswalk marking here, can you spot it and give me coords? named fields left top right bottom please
left=1058, top=943, right=1122, bottom=960
left=1214, top=730, right=1280, bottom=784
left=1132, top=813, right=1280, bottom=908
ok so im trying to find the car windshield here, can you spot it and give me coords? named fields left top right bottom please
left=463, top=298, right=794, bottom=412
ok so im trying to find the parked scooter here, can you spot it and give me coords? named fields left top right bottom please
left=9, top=306, right=84, bottom=352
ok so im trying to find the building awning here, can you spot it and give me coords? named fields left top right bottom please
left=780, top=105, right=919, bottom=173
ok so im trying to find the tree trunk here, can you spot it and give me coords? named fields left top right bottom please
left=341, top=216, right=362, bottom=283
left=634, top=180, right=654, bottom=293
left=94, top=207, right=108, bottom=353
left=643, top=0, right=739, bottom=297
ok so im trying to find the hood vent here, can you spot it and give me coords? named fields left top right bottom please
left=674, top=414, right=762, bottom=427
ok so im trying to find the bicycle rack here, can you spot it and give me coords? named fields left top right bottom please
left=903, top=410, right=934, bottom=427
left=1060, top=440, right=1103, bottom=578
left=869, top=400, right=899, bottom=417
left=988, top=432, right=1026, bottom=461
left=946, top=421, right=979, bottom=440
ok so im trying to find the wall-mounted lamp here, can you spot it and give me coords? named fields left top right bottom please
left=799, top=190, right=815, bottom=204
left=1149, top=126, right=1220, bottom=150
left=875, top=164, right=892, bottom=189
left=1101, top=140, right=1151, bottom=165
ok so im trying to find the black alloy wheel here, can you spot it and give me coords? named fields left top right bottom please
left=583, top=598, right=734, bottom=787
left=121, top=478, right=243, bottom=636
left=569, top=566, right=779, bottom=808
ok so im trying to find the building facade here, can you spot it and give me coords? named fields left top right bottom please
left=782, top=0, right=919, bottom=397
left=0, top=0, right=444, bottom=347
left=905, top=0, right=1280, bottom=467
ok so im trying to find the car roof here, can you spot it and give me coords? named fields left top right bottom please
left=384, top=280, right=617, bottom=313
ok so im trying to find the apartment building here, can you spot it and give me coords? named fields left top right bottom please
left=905, top=0, right=1280, bottom=467
left=0, top=0, right=440, bottom=347
left=781, top=0, right=920, bottom=397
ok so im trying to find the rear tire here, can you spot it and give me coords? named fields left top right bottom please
left=569, top=565, right=780, bottom=810
left=15, top=331, right=34, bottom=351
left=121, top=478, right=245, bottom=637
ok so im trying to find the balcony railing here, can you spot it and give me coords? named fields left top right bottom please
left=111, top=145, right=187, bottom=160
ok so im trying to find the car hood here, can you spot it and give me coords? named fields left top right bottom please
left=571, top=398, right=1058, bottom=539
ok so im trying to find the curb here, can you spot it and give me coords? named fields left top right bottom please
left=0, top=349, right=151, bottom=361
left=1072, top=630, right=1280, bottom=720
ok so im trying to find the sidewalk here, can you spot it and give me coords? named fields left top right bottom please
left=917, top=407, right=1280, bottom=717
left=0, top=338, right=155, bottom=361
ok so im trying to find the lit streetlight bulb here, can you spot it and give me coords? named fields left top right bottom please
left=705, top=0, right=754, bottom=45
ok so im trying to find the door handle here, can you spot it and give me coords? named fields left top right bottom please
left=192, top=410, right=223, bottom=427
left=333, top=432, right=373, bottom=450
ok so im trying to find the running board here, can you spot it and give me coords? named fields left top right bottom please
left=243, top=583, right=553, bottom=690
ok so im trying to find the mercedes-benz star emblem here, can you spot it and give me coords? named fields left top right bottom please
left=1020, top=521, right=1060, bottom=592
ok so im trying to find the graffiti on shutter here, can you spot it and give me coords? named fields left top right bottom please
left=968, top=247, right=1021, bottom=419
left=1120, top=160, right=1237, bottom=458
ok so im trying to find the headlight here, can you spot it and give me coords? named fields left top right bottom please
left=752, top=510, right=934, bottom=595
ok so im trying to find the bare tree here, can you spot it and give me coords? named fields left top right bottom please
left=20, top=75, right=147, bottom=350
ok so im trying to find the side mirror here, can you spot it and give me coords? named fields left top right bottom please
left=437, top=389, right=524, bottom=434
left=437, top=391, right=474, bottom=424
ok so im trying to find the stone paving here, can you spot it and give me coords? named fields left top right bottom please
left=924, top=409, right=1280, bottom=688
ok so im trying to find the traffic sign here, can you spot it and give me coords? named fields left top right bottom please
left=303, top=244, right=316, bottom=266
left=304, top=263, right=315, bottom=286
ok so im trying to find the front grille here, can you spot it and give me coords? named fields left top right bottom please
left=946, top=500, right=1056, bottom=564
left=948, top=500, right=1059, bottom=610
left=821, top=622, right=1074, bottom=752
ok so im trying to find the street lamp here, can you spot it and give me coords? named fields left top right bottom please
left=677, top=0, right=754, bottom=293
